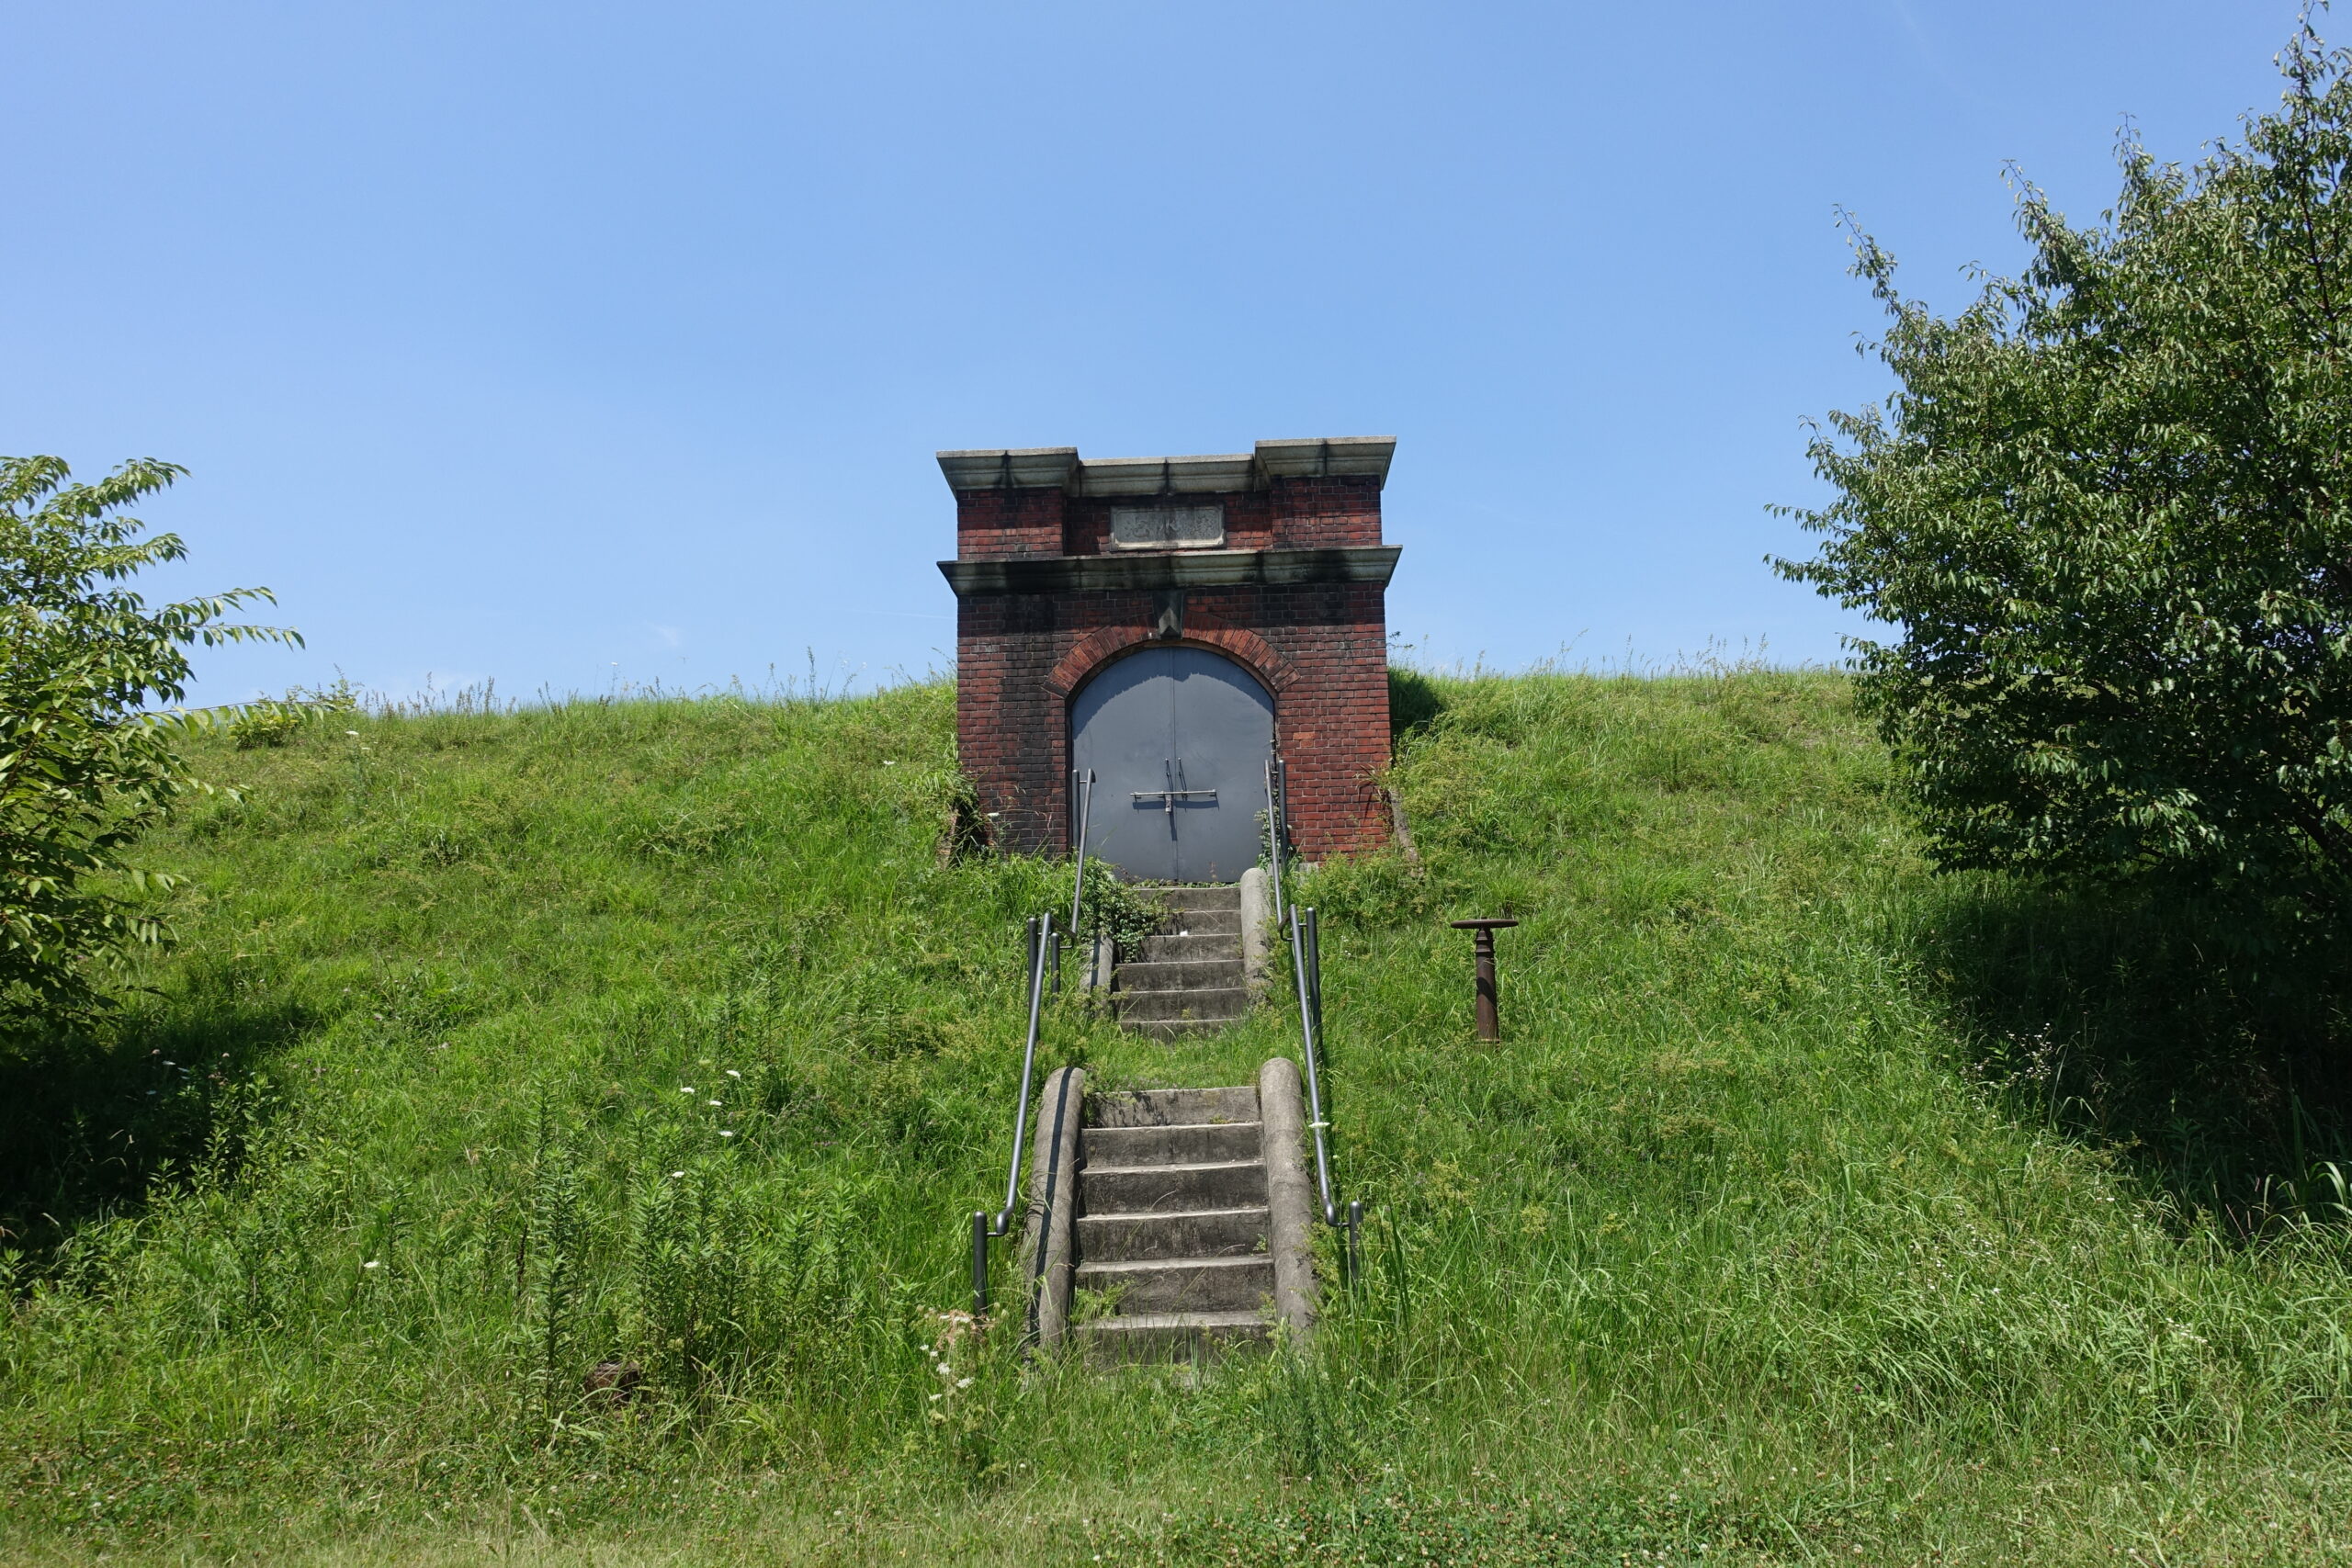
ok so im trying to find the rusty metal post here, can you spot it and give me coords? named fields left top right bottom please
left=1450, top=919, right=1519, bottom=1041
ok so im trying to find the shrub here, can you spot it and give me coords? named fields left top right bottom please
left=1779, top=24, right=2352, bottom=911
left=0, top=457, right=296, bottom=1016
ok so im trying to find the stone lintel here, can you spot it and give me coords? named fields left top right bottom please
left=937, top=545, right=1401, bottom=598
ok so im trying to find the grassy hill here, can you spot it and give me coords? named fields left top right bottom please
left=6, top=669, right=2352, bottom=1564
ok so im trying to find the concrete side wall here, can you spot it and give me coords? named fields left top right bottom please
left=1020, top=1066, right=1086, bottom=1349
left=1257, top=1055, right=1319, bottom=1339
left=1238, top=867, right=1272, bottom=990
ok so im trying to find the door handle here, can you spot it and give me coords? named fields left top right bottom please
left=1134, top=757, right=1212, bottom=809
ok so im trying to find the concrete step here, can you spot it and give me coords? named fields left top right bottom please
left=1156, top=886, right=1243, bottom=914
left=1114, top=987, right=1252, bottom=1025
left=1151, top=908, right=1240, bottom=938
left=1077, top=1255, right=1273, bottom=1314
left=1078, top=1309, right=1270, bottom=1363
left=1082, top=1157, right=1267, bottom=1213
left=1114, top=958, right=1248, bottom=993
left=1086, top=1086, right=1258, bottom=1128
left=1075, top=1205, right=1269, bottom=1262
left=1083, top=1120, right=1262, bottom=1166
left=1139, top=932, right=1237, bottom=963
left=1127, top=1017, right=1250, bottom=1039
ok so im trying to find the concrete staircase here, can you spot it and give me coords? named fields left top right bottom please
left=1075, top=1085, right=1273, bottom=1360
left=1024, top=1060, right=1317, bottom=1362
left=1112, top=885, right=1250, bottom=1038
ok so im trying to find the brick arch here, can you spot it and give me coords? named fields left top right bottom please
left=1045, top=617, right=1296, bottom=701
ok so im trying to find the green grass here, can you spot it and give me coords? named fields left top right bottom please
left=6, top=669, right=2352, bottom=1564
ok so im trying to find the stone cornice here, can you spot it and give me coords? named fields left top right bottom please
left=935, top=447, right=1080, bottom=491
left=1252, top=436, right=1395, bottom=485
left=938, top=546, right=1401, bottom=597
left=936, top=437, right=1396, bottom=497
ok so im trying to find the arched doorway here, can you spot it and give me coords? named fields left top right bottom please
left=1069, top=646, right=1274, bottom=884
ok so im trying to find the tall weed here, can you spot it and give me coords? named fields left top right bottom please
left=522, top=1095, right=590, bottom=1431
left=626, top=1167, right=870, bottom=1406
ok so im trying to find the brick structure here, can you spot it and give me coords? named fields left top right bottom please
left=938, top=436, right=1401, bottom=865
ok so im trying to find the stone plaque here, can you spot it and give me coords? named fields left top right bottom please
left=1110, top=504, right=1224, bottom=550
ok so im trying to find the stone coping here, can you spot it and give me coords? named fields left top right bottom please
left=936, top=437, right=1395, bottom=496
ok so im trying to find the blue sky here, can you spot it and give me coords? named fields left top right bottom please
left=2, top=2, right=2315, bottom=702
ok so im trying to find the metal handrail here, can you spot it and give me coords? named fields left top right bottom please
left=1287, top=903, right=1363, bottom=1281
left=971, top=912, right=1054, bottom=1316
left=1263, top=756, right=1288, bottom=926
left=1069, top=768, right=1095, bottom=986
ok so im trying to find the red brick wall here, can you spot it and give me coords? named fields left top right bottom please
left=956, top=485, right=1068, bottom=558
left=950, top=480, right=1394, bottom=867
left=1039, top=475, right=1385, bottom=557
left=1268, top=475, right=1385, bottom=548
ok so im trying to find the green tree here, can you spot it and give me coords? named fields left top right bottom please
left=0, top=456, right=297, bottom=1017
left=1779, top=21, right=2352, bottom=911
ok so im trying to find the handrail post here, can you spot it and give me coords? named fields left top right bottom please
left=971, top=1209, right=990, bottom=1314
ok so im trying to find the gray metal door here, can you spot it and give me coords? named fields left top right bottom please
left=1070, top=647, right=1274, bottom=884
